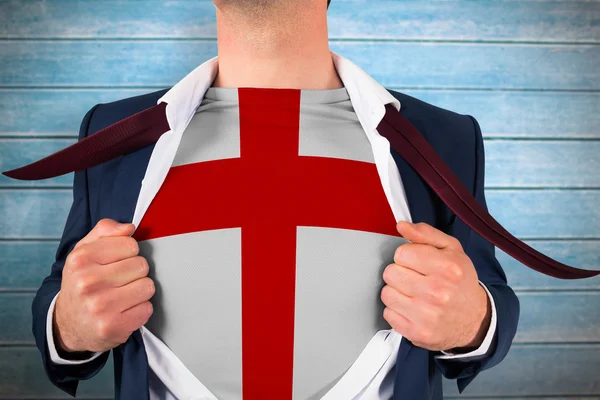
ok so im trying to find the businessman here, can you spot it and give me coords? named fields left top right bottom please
left=25, top=0, right=522, bottom=399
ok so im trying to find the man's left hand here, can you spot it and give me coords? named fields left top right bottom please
left=381, top=221, right=492, bottom=353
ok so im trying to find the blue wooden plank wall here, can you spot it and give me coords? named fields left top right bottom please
left=0, top=0, right=599, bottom=398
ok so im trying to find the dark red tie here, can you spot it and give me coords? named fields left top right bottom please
left=377, top=104, right=597, bottom=279
left=3, top=101, right=598, bottom=279
left=1, top=102, right=169, bottom=181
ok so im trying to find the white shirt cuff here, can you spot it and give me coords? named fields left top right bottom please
left=46, top=291, right=104, bottom=365
left=434, top=281, right=497, bottom=360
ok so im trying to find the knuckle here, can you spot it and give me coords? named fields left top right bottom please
left=65, top=251, right=76, bottom=268
left=125, top=237, right=140, bottom=256
left=394, top=243, right=415, bottom=265
left=448, top=262, right=464, bottom=281
left=85, top=297, right=104, bottom=315
left=131, top=302, right=153, bottom=331
left=380, top=285, right=395, bottom=306
left=436, top=289, right=451, bottom=306
left=95, top=318, right=112, bottom=340
left=146, top=301, right=154, bottom=317
left=383, top=263, right=396, bottom=282
left=430, top=283, right=451, bottom=305
left=67, top=248, right=88, bottom=269
left=450, top=236, right=463, bottom=250
left=139, top=277, right=155, bottom=298
left=142, top=301, right=154, bottom=322
left=384, top=308, right=402, bottom=332
left=95, top=219, right=118, bottom=237
left=147, top=279, right=156, bottom=297
left=136, top=256, right=149, bottom=276
left=74, top=276, right=93, bottom=296
left=383, top=307, right=393, bottom=324
left=415, top=222, right=428, bottom=232
left=97, top=218, right=114, bottom=230
left=393, top=245, right=404, bottom=264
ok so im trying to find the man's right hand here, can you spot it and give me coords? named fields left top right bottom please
left=53, top=218, right=155, bottom=353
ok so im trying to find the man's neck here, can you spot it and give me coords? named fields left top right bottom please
left=211, top=3, right=343, bottom=90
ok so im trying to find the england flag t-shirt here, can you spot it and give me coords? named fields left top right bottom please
left=132, top=85, right=405, bottom=399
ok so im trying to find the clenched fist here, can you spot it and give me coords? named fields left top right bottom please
left=53, top=218, right=155, bottom=354
left=381, top=221, right=492, bottom=353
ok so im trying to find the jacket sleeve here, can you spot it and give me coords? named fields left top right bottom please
left=31, top=103, right=111, bottom=397
left=433, top=115, right=521, bottom=393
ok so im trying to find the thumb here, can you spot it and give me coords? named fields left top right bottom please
left=396, top=220, right=415, bottom=243
left=396, top=220, right=460, bottom=251
left=74, top=218, right=135, bottom=250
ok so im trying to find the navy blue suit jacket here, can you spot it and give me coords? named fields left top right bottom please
left=31, top=87, right=520, bottom=399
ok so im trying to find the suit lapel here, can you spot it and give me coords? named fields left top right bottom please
left=108, top=143, right=157, bottom=225
left=388, top=99, right=441, bottom=400
left=389, top=144, right=438, bottom=399
left=101, top=141, right=158, bottom=400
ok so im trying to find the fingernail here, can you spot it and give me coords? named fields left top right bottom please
left=117, top=222, right=130, bottom=230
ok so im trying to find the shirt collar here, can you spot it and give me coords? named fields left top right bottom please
left=156, top=49, right=401, bottom=137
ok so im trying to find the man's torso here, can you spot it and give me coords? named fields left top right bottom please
left=130, top=86, right=406, bottom=399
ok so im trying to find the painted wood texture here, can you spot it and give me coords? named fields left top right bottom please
left=442, top=345, right=600, bottom=397
left=2, top=41, right=598, bottom=89
left=0, top=347, right=114, bottom=398
left=0, top=0, right=598, bottom=398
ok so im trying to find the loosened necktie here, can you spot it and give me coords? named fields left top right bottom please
left=377, top=104, right=598, bottom=279
left=3, top=101, right=598, bottom=279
